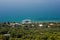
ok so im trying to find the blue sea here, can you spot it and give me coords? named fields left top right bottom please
left=0, top=0, right=60, bottom=22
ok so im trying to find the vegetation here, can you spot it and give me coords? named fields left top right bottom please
left=0, top=22, right=60, bottom=40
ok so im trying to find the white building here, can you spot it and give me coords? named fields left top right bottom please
left=39, top=24, right=43, bottom=27
left=4, top=34, right=10, bottom=36
left=49, top=23, right=54, bottom=25
left=10, top=22, right=20, bottom=28
left=21, top=19, right=32, bottom=24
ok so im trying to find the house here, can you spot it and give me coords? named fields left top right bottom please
left=39, top=24, right=43, bottom=27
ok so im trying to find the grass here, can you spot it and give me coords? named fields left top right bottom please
left=0, top=22, right=60, bottom=40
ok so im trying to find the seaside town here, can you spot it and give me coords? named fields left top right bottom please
left=0, top=0, right=60, bottom=40
left=0, top=19, right=60, bottom=40
left=0, top=19, right=60, bottom=28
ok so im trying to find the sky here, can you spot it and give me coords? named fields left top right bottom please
left=0, top=0, right=60, bottom=22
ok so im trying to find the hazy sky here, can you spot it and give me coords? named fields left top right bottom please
left=0, top=0, right=60, bottom=22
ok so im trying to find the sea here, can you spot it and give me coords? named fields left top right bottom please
left=0, top=0, right=60, bottom=22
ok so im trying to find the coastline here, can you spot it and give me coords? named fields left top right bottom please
left=0, top=20, right=60, bottom=23
left=32, top=20, right=60, bottom=23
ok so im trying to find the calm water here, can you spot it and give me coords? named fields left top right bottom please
left=0, top=0, right=60, bottom=22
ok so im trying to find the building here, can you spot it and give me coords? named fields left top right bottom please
left=21, top=19, right=32, bottom=24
